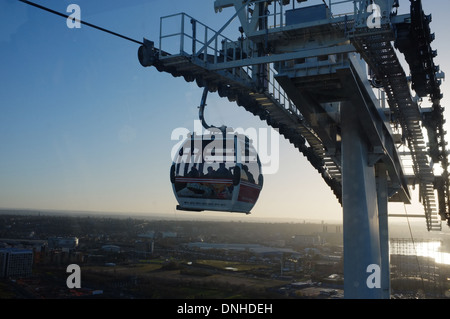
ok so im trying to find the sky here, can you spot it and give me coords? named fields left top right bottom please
left=1, top=0, right=450, bottom=226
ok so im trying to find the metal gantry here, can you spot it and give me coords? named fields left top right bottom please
left=138, top=0, right=449, bottom=298
left=17, top=0, right=449, bottom=300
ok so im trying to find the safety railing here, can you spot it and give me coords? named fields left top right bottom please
left=268, top=64, right=302, bottom=117
left=160, top=12, right=250, bottom=62
left=159, top=1, right=362, bottom=57
left=159, top=11, right=311, bottom=120
left=160, top=12, right=254, bottom=80
left=243, top=0, right=357, bottom=29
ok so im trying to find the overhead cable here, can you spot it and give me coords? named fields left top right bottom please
left=18, top=0, right=144, bottom=45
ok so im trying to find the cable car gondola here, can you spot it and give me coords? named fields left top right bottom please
left=170, top=88, right=263, bottom=214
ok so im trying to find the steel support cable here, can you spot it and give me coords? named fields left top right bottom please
left=198, top=86, right=227, bottom=134
left=18, top=0, right=144, bottom=45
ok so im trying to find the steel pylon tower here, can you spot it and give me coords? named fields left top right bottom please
left=138, top=0, right=449, bottom=298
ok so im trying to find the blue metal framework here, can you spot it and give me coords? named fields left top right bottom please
left=138, top=0, right=448, bottom=298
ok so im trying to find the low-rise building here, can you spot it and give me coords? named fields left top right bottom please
left=48, top=237, right=79, bottom=250
left=0, top=248, right=33, bottom=278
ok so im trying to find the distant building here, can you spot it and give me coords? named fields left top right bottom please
left=186, top=242, right=297, bottom=256
left=138, top=231, right=155, bottom=239
left=290, top=281, right=312, bottom=289
left=101, top=245, right=121, bottom=253
left=0, top=248, right=33, bottom=278
left=48, top=237, right=79, bottom=250
left=138, top=231, right=177, bottom=239
left=135, top=241, right=154, bottom=257
left=161, top=231, right=177, bottom=238
left=292, top=234, right=322, bottom=246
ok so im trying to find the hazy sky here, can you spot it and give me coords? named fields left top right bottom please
left=1, top=0, right=450, bottom=226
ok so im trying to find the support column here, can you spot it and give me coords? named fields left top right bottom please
left=376, top=163, right=391, bottom=299
left=341, top=101, right=382, bottom=299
